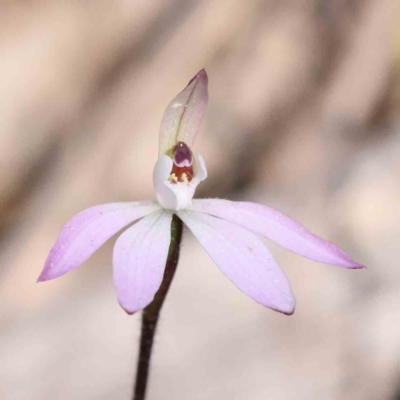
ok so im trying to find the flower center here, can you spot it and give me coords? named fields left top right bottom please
left=169, top=142, right=194, bottom=184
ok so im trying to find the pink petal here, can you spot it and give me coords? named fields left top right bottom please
left=38, top=201, right=161, bottom=282
left=178, top=210, right=295, bottom=314
left=159, top=69, right=208, bottom=155
left=113, top=210, right=172, bottom=314
left=191, top=199, right=364, bottom=269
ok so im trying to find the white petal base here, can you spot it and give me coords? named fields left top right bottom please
left=153, top=154, right=207, bottom=211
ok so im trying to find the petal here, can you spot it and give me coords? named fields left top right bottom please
left=38, top=201, right=161, bottom=282
left=191, top=199, right=364, bottom=269
left=153, top=155, right=177, bottom=210
left=195, top=154, right=208, bottom=181
left=113, top=210, right=173, bottom=314
left=178, top=210, right=295, bottom=314
left=153, top=154, right=207, bottom=211
left=159, top=69, right=208, bottom=155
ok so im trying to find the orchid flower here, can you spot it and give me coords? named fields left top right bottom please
left=38, top=69, right=363, bottom=316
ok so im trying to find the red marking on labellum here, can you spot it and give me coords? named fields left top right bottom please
left=171, top=164, right=194, bottom=183
left=170, top=141, right=194, bottom=183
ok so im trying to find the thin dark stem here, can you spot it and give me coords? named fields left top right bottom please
left=132, top=214, right=183, bottom=400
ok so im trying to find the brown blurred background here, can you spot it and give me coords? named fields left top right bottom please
left=0, top=1, right=400, bottom=399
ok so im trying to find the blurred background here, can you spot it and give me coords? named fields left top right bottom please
left=0, top=1, right=399, bottom=399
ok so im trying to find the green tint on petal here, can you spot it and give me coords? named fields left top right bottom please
left=159, top=69, right=208, bottom=156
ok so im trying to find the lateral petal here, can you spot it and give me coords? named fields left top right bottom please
left=38, top=201, right=161, bottom=282
left=178, top=210, right=295, bottom=315
left=159, top=69, right=208, bottom=155
left=113, top=210, right=173, bottom=314
left=191, top=199, right=364, bottom=269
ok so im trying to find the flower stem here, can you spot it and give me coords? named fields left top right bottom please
left=132, top=214, right=183, bottom=400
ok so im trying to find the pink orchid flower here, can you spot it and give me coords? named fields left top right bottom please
left=38, top=69, right=363, bottom=315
